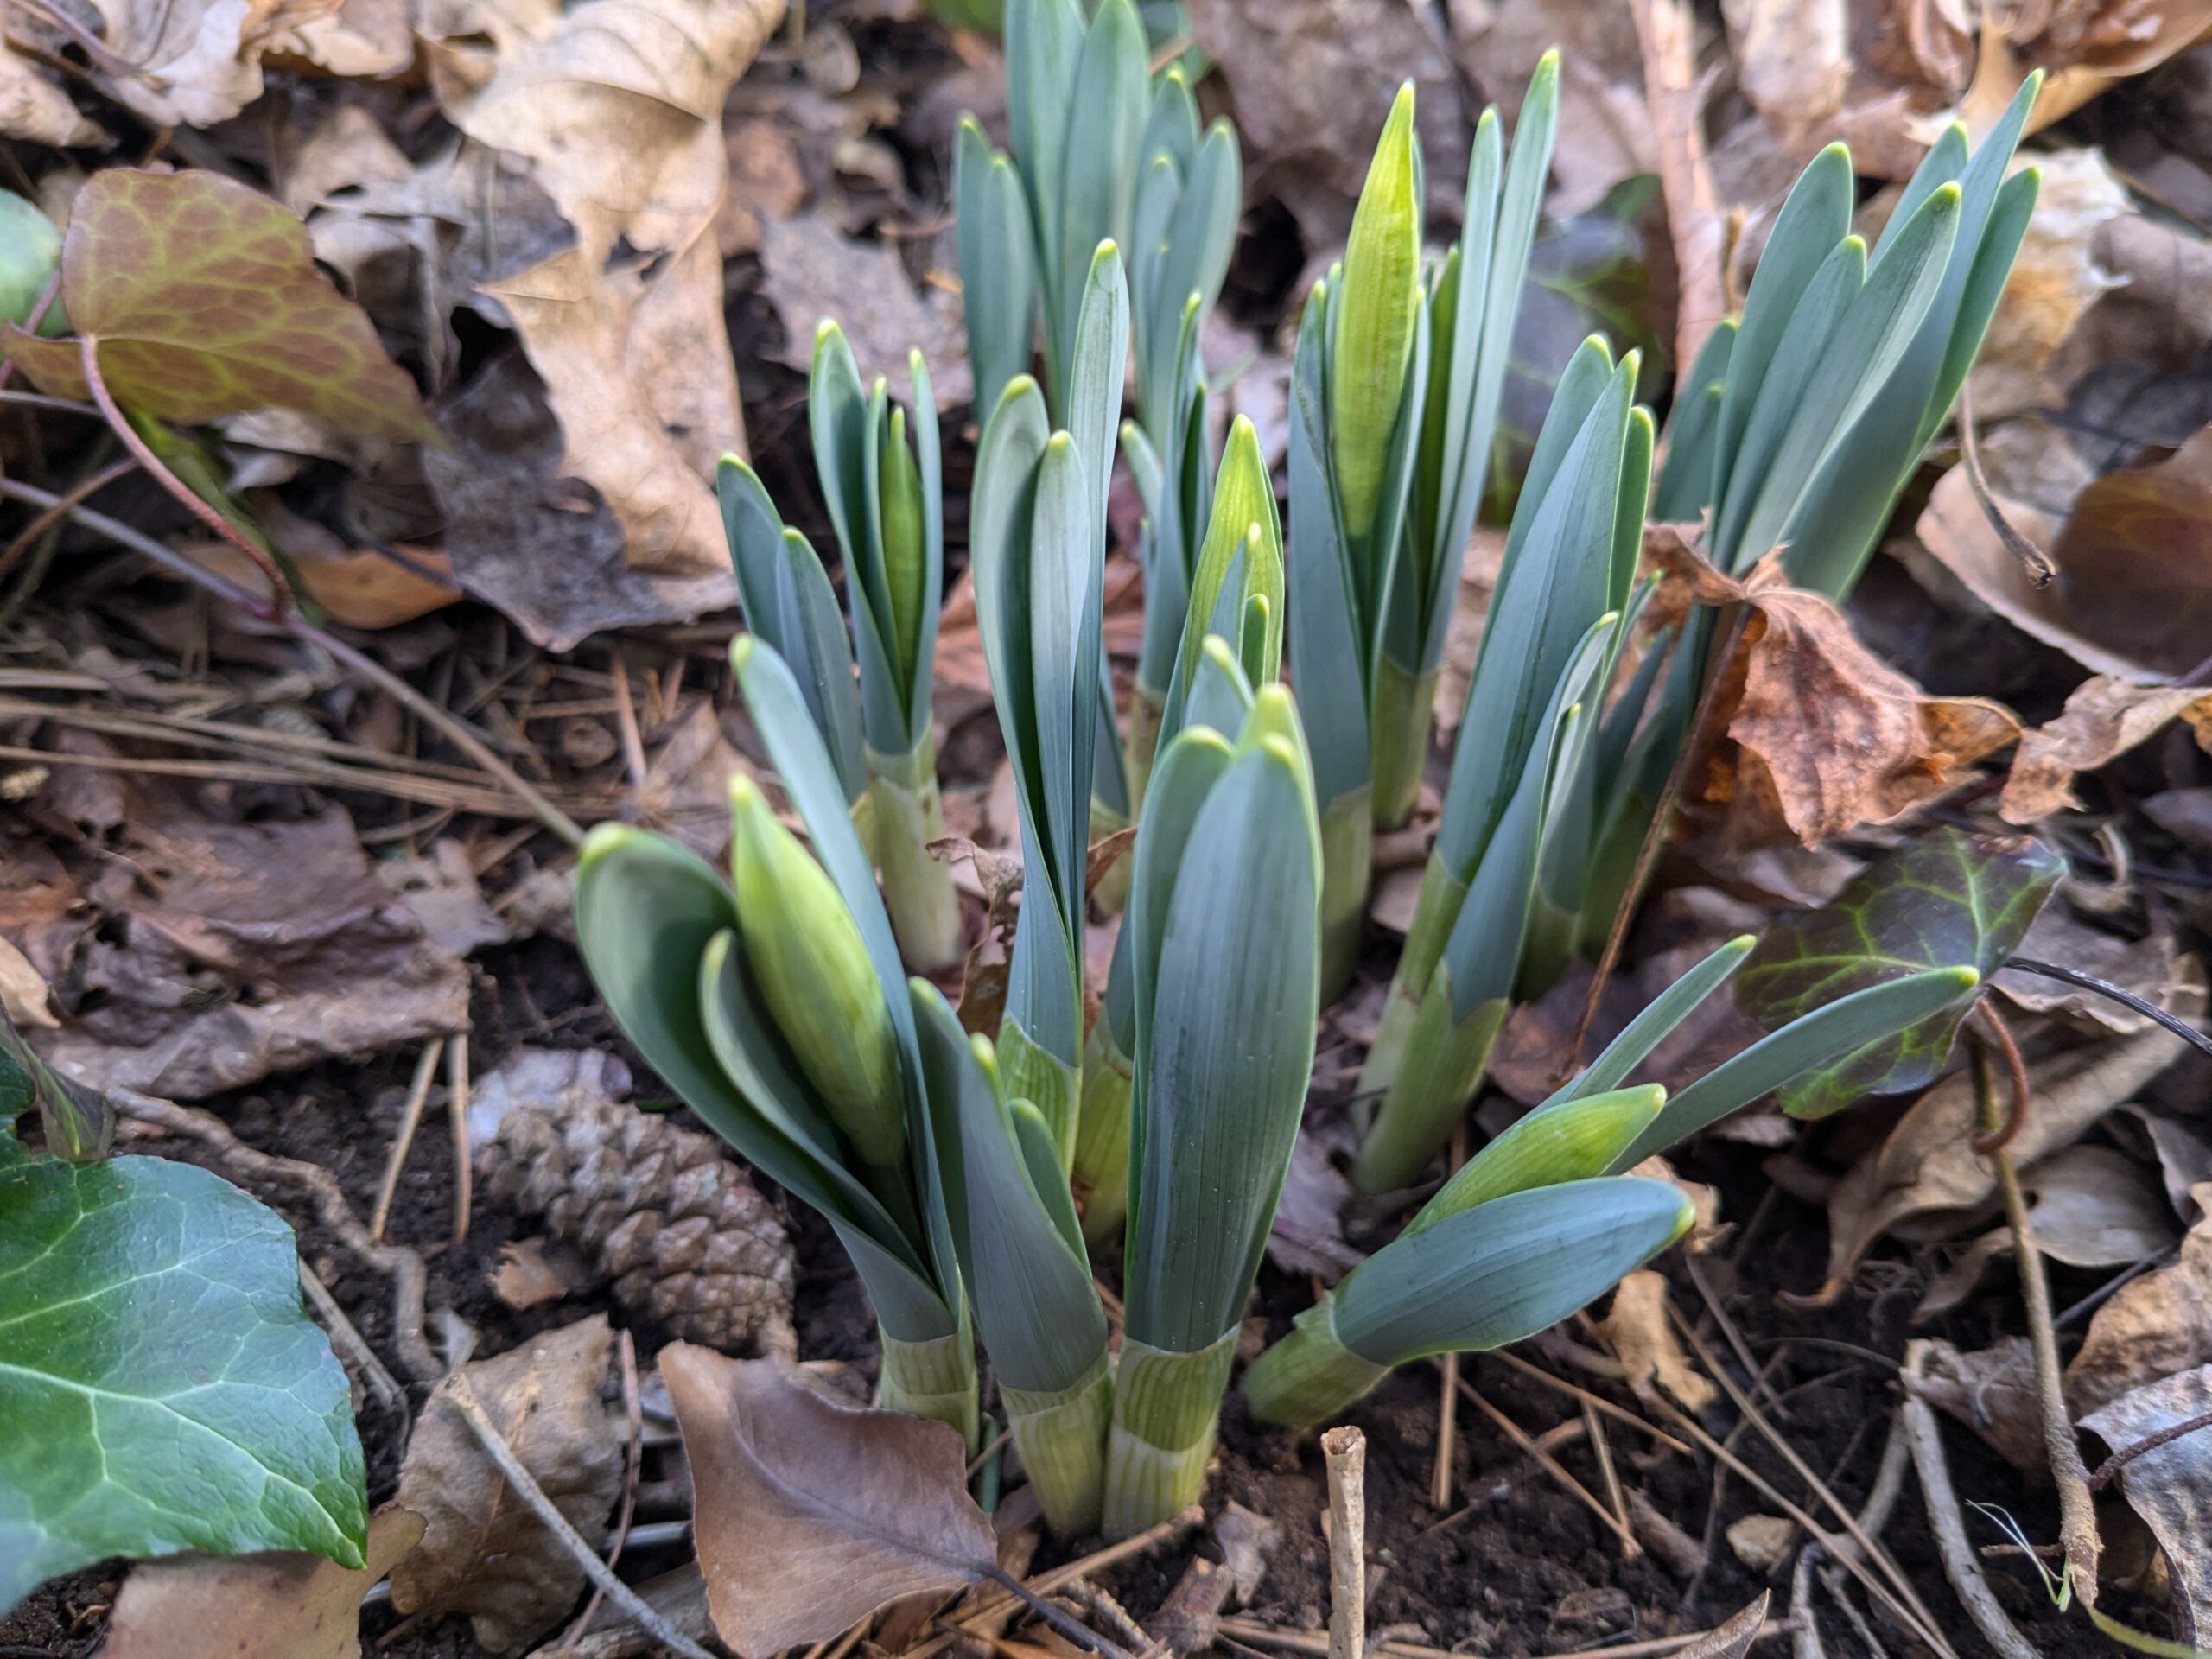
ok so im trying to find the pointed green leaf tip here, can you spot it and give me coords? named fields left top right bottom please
left=727, top=773, right=905, bottom=1166
left=1331, top=81, right=1422, bottom=543
left=881, top=403, right=926, bottom=687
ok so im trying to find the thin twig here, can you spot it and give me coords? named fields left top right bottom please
left=1957, top=382, right=2055, bottom=588
left=0, top=742, right=538, bottom=817
left=372, top=1041, right=443, bottom=1245
left=1899, top=1344, right=2039, bottom=1659
left=1216, top=1618, right=1797, bottom=1659
left=79, top=334, right=292, bottom=614
left=609, top=645, right=648, bottom=793
left=1973, top=1040, right=2101, bottom=1605
left=1485, top=1348, right=1692, bottom=1455
left=982, top=1568, right=1135, bottom=1659
left=1458, top=1383, right=1641, bottom=1554
left=1968, top=999, right=2032, bottom=1153
left=1668, top=1311, right=1944, bottom=1647
left=0, top=390, right=88, bottom=416
left=563, top=1330, right=645, bottom=1648
left=0, top=477, right=588, bottom=845
left=2087, top=1407, right=2212, bottom=1490
left=1322, top=1427, right=1366, bottom=1659
left=1583, top=1402, right=1636, bottom=1560
left=0, top=455, right=133, bottom=577
left=2004, top=957, right=2212, bottom=1058
left=113, top=1086, right=440, bottom=1381
left=298, top=1257, right=404, bottom=1413
left=1788, top=1544, right=1825, bottom=1659
left=448, top=1033, right=473, bottom=1245
left=445, top=1370, right=717, bottom=1659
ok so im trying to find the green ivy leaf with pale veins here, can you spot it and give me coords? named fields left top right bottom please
left=0, top=1152, right=367, bottom=1613
left=0, top=168, right=437, bottom=442
left=1735, top=826, right=2064, bottom=1118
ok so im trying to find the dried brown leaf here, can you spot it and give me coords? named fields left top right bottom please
left=1915, top=1337, right=2046, bottom=1472
left=1675, top=1592, right=1770, bottom=1659
left=1823, top=1001, right=2201, bottom=1292
left=1915, top=1144, right=2177, bottom=1319
left=1598, top=1269, right=1716, bottom=1412
left=2069, top=1186, right=2212, bottom=1417
left=755, top=212, right=970, bottom=407
left=0, top=44, right=108, bottom=146
left=103, top=1504, right=425, bottom=1659
left=1648, top=531, right=2021, bottom=845
left=1266, top=1128, right=1365, bottom=1286
left=1720, top=0, right=1848, bottom=142
left=2082, top=1363, right=2212, bottom=1646
left=2001, top=675, right=2212, bottom=824
left=8, top=746, right=468, bottom=1100
left=659, top=1346, right=995, bottom=1659
left=389, top=1317, right=623, bottom=1653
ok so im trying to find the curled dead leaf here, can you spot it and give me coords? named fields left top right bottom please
left=103, top=1504, right=426, bottom=1659
left=2000, top=674, right=2212, bottom=824
left=2069, top=1185, right=2212, bottom=1417
left=389, top=1317, right=623, bottom=1654
left=1598, top=1269, right=1716, bottom=1413
left=659, top=1346, right=995, bottom=1659
left=1913, top=1337, right=2046, bottom=1472
left=1647, top=530, right=2021, bottom=846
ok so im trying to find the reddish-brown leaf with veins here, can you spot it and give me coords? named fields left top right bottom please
left=660, top=1345, right=995, bottom=1659
left=0, top=168, right=437, bottom=442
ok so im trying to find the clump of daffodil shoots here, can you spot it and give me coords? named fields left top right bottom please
left=1288, top=60, right=1558, bottom=999
left=718, top=329, right=961, bottom=972
left=1247, top=939, right=1982, bottom=1425
left=956, top=0, right=1242, bottom=817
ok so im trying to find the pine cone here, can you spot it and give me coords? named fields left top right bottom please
left=474, top=1046, right=796, bottom=1357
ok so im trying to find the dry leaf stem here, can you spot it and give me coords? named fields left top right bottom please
left=444, top=1369, right=716, bottom=1659
left=1321, top=1427, right=1366, bottom=1659
left=372, top=1040, right=444, bottom=1244
left=1899, top=1342, right=2039, bottom=1659
left=1972, top=1042, right=2103, bottom=1604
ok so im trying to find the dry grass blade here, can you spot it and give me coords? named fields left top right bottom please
left=1485, top=1347, right=1693, bottom=1455
left=1456, top=1380, right=1640, bottom=1554
left=372, top=1041, right=445, bottom=1245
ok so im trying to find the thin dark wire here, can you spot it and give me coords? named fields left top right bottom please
left=2003, top=957, right=2212, bottom=1059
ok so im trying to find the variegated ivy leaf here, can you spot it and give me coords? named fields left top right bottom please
left=1735, top=826, right=2064, bottom=1118
left=0, top=169, right=436, bottom=442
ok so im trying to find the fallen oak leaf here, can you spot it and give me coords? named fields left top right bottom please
left=0, top=169, right=437, bottom=442
left=2000, top=674, right=2212, bottom=825
left=659, top=1345, right=996, bottom=1659
left=1646, top=529, right=2022, bottom=845
left=102, top=1504, right=425, bottom=1659
left=388, top=1317, right=622, bottom=1653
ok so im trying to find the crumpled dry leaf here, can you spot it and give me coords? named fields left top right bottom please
left=756, top=212, right=969, bottom=407
left=390, top=1317, right=622, bottom=1654
left=102, top=1504, right=425, bottom=1659
left=1649, top=531, right=2021, bottom=846
left=1914, top=1336, right=2046, bottom=1471
left=1721, top=0, right=1849, bottom=146
left=1267, top=1126, right=1365, bottom=1286
left=2069, top=1184, right=2212, bottom=1416
left=424, top=349, right=737, bottom=651
left=0, top=933, right=57, bottom=1029
left=1186, top=0, right=1467, bottom=243
left=2113, top=1105, right=2212, bottom=1221
left=191, top=496, right=460, bottom=631
left=2001, top=675, right=2212, bottom=824
left=419, top=0, right=780, bottom=573
left=1598, top=1269, right=1717, bottom=1412
left=1822, top=996, right=2201, bottom=1293
left=12, top=0, right=331, bottom=130
left=1214, top=1502, right=1281, bottom=1607
left=1955, top=0, right=2212, bottom=140
left=377, top=840, right=513, bottom=957
left=2082, top=1363, right=2212, bottom=1646
left=0, top=43, right=109, bottom=146
left=1915, top=1143, right=2176, bottom=1318
left=1919, top=420, right=2212, bottom=689
left=1450, top=0, right=1653, bottom=213
left=1969, top=148, right=2131, bottom=414
left=660, top=1346, right=995, bottom=1659
left=1993, top=907, right=2183, bottom=1036
left=7, top=742, right=469, bottom=1100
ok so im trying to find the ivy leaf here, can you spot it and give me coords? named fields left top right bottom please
left=0, top=1153, right=367, bottom=1614
left=1484, top=175, right=1669, bottom=521
left=0, top=168, right=437, bottom=442
left=1736, top=826, right=2065, bottom=1118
